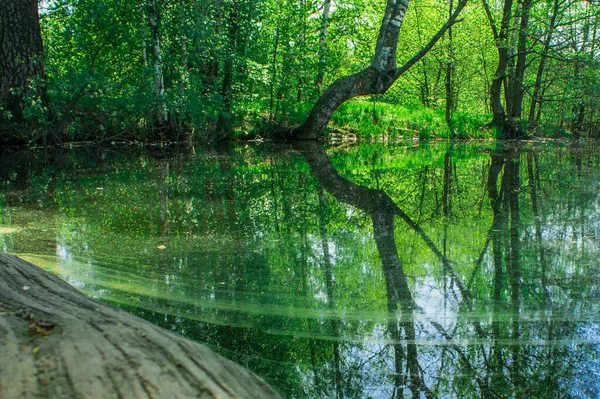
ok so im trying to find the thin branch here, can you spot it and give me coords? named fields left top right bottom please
left=396, top=0, right=468, bottom=77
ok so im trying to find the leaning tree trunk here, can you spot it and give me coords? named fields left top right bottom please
left=0, top=0, right=46, bottom=127
left=293, top=0, right=467, bottom=139
left=0, top=253, right=282, bottom=399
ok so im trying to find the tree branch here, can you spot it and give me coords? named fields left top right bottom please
left=395, top=0, right=468, bottom=77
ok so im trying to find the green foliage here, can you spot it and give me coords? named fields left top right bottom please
left=0, top=0, right=595, bottom=143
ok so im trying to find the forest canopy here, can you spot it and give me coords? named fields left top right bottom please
left=0, top=0, right=599, bottom=144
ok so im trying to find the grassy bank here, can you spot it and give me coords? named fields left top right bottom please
left=329, top=100, right=492, bottom=140
left=252, top=99, right=493, bottom=141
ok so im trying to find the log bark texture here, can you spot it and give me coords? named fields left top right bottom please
left=0, top=253, right=282, bottom=399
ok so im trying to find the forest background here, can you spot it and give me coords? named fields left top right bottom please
left=0, top=0, right=599, bottom=145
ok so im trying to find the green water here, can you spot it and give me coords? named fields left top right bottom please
left=1, top=141, right=599, bottom=398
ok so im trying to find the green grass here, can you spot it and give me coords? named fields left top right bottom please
left=328, top=100, right=492, bottom=140
left=237, top=98, right=493, bottom=141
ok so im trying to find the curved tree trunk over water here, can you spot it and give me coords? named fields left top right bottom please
left=0, top=253, right=282, bottom=399
left=293, top=0, right=467, bottom=139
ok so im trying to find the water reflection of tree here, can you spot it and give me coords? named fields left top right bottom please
left=297, top=141, right=600, bottom=399
left=4, top=143, right=600, bottom=398
left=299, top=142, right=460, bottom=398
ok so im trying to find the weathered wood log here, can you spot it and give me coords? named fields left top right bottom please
left=0, top=253, right=282, bottom=399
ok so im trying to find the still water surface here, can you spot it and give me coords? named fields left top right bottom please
left=1, top=141, right=599, bottom=398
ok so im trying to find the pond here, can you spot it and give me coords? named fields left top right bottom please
left=1, top=140, right=599, bottom=398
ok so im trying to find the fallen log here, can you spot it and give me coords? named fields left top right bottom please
left=0, top=253, right=282, bottom=399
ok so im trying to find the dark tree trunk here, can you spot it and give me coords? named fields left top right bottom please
left=507, top=0, right=532, bottom=120
left=483, top=0, right=533, bottom=139
left=484, top=0, right=513, bottom=132
left=217, top=0, right=240, bottom=136
left=0, top=0, right=46, bottom=128
left=527, top=0, right=559, bottom=133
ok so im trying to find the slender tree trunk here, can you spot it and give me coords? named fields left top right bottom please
left=412, top=4, right=431, bottom=108
left=147, top=0, right=166, bottom=125
left=315, top=0, right=332, bottom=90
left=0, top=0, right=47, bottom=128
left=527, top=0, right=560, bottom=132
left=174, top=0, right=190, bottom=134
left=217, top=0, right=240, bottom=135
left=269, top=26, right=280, bottom=120
left=297, top=0, right=307, bottom=102
left=444, top=0, right=455, bottom=130
left=484, top=0, right=513, bottom=131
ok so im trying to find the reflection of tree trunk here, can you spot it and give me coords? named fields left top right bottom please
left=487, top=151, right=505, bottom=395
left=300, top=142, right=435, bottom=396
left=486, top=146, right=524, bottom=396
left=317, top=188, right=344, bottom=399
left=527, top=151, right=550, bottom=302
left=297, top=140, right=513, bottom=397
left=372, top=212, right=432, bottom=398
left=505, top=155, right=522, bottom=398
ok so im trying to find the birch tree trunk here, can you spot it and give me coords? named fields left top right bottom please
left=294, top=0, right=467, bottom=139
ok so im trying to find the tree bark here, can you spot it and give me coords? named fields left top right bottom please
left=507, top=0, right=532, bottom=120
left=0, top=0, right=46, bottom=127
left=0, top=253, right=282, bottom=399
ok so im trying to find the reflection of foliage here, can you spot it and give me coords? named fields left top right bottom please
left=1, top=142, right=600, bottom=398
